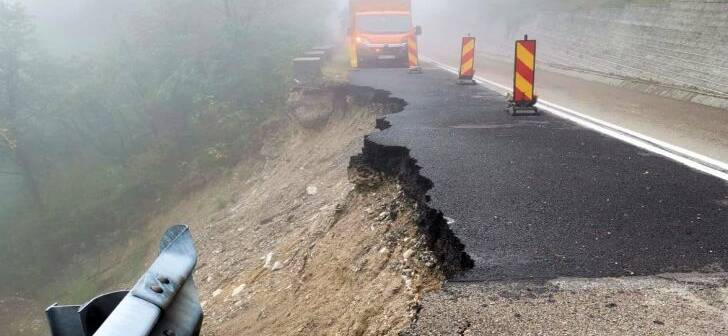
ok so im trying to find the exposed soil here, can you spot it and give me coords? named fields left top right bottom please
left=210, top=177, right=442, bottom=336
left=144, top=82, right=469, bottom=335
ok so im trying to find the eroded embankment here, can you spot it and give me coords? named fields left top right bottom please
left=350, top=135, right=474, bottom=279
left=141, top=81, right=470, bottom=336
left=292, top=82, right=474, bottom=280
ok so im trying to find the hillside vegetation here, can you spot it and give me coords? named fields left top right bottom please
left=0, top=0, right=331, bottom=299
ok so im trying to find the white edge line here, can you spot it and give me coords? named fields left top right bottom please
left=421, top=56, right=728, bottom=182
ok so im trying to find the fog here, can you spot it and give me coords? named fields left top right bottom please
left=16, top=0, right=148, bottom=56
left=16, top=0, right=597, bottom=57
left=0, top=1, right=661, bottom=335
left=412, top=0, right=641, bottom=61
left=405, top=1, right=545, bottom=62
left=0, top=1, right=333, bottom=334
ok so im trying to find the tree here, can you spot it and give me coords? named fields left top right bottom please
left=0, top=1, right=43, bottom=207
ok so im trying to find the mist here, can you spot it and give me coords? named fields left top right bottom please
left=412, top=0, right=649, bottom=60
left=3, top=0, right=717, bottom=335
left=0, top=1, right=335, bottom=334
left=16, top=0, right=148, bottom=56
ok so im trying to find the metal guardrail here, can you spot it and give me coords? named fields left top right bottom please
left=46, top=225, right=203, bottom=336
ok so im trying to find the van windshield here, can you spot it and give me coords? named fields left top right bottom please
left=356, top=14, right=410, bottom=34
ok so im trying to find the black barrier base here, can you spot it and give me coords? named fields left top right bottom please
left=457, top=79, right=477, bottom=85
left=408, top=66, right=423, bottom=74
left=506, top=98, right=540, bottom=116
left=506, top=106, right=540, bottom=116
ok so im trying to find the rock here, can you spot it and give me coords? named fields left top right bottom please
left=288, top=86, right=333, bottom=128
left=272, top=261, right=284, bottom=271
left=306, top=185, right=318, bottom=195
left=403, top=249, right=415, bottom=260
left=232, top=284, right=246, bottom=297
left=212, top=289, right=222, bottom=298
left=403, top=276, right=413, bottom=290
left=263, top=252, right=275, bottom=269
left=377, top=211, right=389, bottom=221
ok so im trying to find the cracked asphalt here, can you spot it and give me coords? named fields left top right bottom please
left=350, top=65, right=728, bottom=282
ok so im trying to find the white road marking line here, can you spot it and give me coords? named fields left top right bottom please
left=421, top=56, right=728, bottom=182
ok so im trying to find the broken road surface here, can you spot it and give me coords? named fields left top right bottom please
left=351, top=64, right=728, bottom=334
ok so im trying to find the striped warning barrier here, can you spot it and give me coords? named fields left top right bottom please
left=408, top=33, right=422, bottom=74
left=508, top=35, right=539, bottom=115
left=458, top=36, right=476, bottom=85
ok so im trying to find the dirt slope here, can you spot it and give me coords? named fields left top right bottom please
left=146, top=83, right=468, bottom=335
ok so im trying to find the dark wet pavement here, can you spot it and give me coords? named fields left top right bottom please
left=351, top=65, right=728, bottom=281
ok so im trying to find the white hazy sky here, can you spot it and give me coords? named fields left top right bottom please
left=13, top=0, right=461, bottom=56
left=14, top=0, right=148, bottom=56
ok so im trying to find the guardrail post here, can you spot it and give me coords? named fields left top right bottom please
left=293, top=56, right=323, bottom=84
left=311, top=45, right=334, bottom=61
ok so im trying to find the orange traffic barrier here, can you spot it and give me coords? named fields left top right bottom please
left=508, top=35, right=539, bottom=115
left=407, top=33, right=422, bottom=74
left=458, top=36, right=476, bottom=85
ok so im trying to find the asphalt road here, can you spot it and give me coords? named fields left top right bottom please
left=429, top=51, right=728, bottom=163
left=350, top=65, right=728, bottom=282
